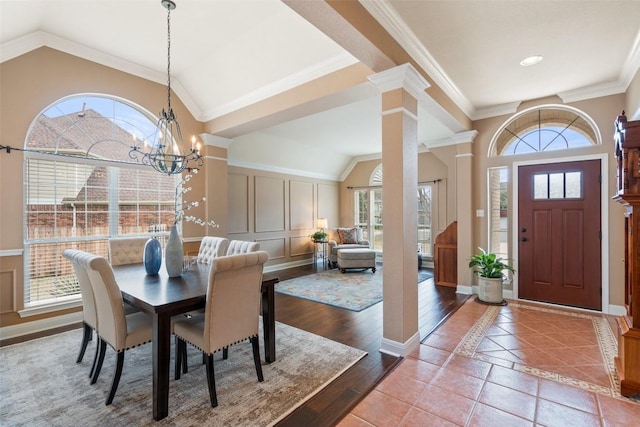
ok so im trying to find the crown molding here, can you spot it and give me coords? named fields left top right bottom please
left=471, top=102, right=522, bottom=121
left=201, top=53, right=359, bottom=121
left=228, top=159, right=339, bottom=182
left=360, top=0, right=475, bottom=118
left=558, top=80, right=627, bottom=104
left=620, top=28, right=640, bottom=88
left=424, top=130, right=479, bottom=149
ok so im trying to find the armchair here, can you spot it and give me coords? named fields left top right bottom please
left=327, top=227, right=370, bottom=268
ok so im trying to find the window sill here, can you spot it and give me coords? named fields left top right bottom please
left=19, top=296, right=82, bottom=318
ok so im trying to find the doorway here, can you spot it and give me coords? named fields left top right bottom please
left=517, top=159, right=602, bottom=310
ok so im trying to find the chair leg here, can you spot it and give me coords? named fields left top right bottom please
left=89, top=340, right=100, bottom=380
left=91, top=339, right=107, bottom=385
left=106, top=351, right=124, bottom=405
left=182, top=341, right=188, bottom=374
left=205, top=354, right=218, bottom=408
left=251, top=336, right=264, bottom=382
left=174, top=336, right=182, bottom=380
left=202, top=351, right=206, bottom=365
left=222, top=347, right=228, bottom=360
left=76, top=322, right=92, bottom=363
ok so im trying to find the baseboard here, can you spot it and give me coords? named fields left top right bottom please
left=608, top=304, right=628, bottom=316
left=0, top=311, right=83, bottom=341
left=379, top=331, right=421, bottom=357
left=456, top=285, right=473, bottom=295
left=264, top=259, right=312, bottom=273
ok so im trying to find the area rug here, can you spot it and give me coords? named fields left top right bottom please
left=0, top=322, right=367, bottom=426
left=276, top=268, right=433, bottom=312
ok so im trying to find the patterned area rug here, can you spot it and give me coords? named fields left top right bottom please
left=276, top=268, right=434, bottom=312
left=0, top=322, right=366, bottom=426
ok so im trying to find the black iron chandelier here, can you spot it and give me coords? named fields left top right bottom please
left=130, top=0, right=203, bottom=175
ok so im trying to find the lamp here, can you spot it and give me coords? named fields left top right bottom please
left=129, top=0, right=203, bottom=175
left=316, top=218, right=328, bottom=231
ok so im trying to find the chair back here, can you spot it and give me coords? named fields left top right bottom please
left=109, top=237, right=148, bottom=266
left=203, top=251, right=268, bottom=353
left=226, top=240, right=260, bottom=255
left=62, top=249, right=98, bottom=329
left=77, top=252, right=128, bottom=351
left=197, top=236, right=230, bottom=264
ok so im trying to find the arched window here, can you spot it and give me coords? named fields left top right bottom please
left=24, top=94, right=176, bottom=307
left=490, top=106, right=599, bottom=157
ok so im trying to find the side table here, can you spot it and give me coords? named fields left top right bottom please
left=313, top=239, right=328, bottom=269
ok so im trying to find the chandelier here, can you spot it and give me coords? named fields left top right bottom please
left=130, top=0, right=203, bottom=175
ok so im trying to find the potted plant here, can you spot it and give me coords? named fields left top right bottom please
left=468, top=248, right=515, bottom=303
left=310, top=230, right=328, bottom=242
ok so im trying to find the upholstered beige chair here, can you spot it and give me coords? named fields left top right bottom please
left=108, top=237, right=149, bottom=266
left=77, top=250, right=153, bottom=405
left=62, top=249, right=99, bottom=377
left=225, top=240, right=260, bottom=255
left=173, top=251, right=269, bottom=407
left=196, top=236, right=229, bottom=264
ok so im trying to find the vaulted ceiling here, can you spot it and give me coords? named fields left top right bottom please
left=2, top=0, right=639, bottom=180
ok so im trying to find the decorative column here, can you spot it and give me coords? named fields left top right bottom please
left=455, top=141, right=474, bottom=288
left=369, top=64, right=430, bottom=356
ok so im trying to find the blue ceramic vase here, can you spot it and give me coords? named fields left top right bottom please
left=143, top=238, right=162, bottom=275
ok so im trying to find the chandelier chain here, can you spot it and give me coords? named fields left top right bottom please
left=166, top=4, right=172, bottom=112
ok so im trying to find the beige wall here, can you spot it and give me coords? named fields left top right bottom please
left=471, top=94, right=627, bottom=306
left=227, top=166, right=339, bottom=267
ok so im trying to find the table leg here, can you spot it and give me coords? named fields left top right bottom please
left=152, top=313, right=171, bottom=420
left=261, top=278, right=277, bottom=363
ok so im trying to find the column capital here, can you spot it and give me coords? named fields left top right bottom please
left=201, top=134, right=232, bottom=149
left=368, top=63, right=430, bottom=100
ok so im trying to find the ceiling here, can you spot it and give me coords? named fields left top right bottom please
left=1, top=0, right=639, bottom=180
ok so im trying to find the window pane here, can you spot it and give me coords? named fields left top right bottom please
left=565, top=172, right=582, bottom=198
left=372, top=190, right=383, bottom=251
left=417, top=186, right=432, bottom=257
left=533, top=174, right=548, bottom=199
left=549, top=173, right=564, bottom=199
left=489, top=168, right=509, bottom=259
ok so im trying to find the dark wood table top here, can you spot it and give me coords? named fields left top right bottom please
left=113, top=263, right=209, bottom=315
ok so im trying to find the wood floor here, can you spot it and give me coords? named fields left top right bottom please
left=264, top=263, right=469, bottom=427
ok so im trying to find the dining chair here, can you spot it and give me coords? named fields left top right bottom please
left=196, top=236, right=229, bottom=264
left=108, top=236, right=149, bottom=266
left=77, top=251, right=153, bottom=405
left=225, top=240, right=260, bottom=255
left=62, top=249, right=100, bottom=379
left=173, top=251, right=269, bottom=407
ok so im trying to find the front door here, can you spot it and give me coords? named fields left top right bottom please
left=518, top=160, right=601, bottom=310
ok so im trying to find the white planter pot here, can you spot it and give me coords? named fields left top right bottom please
left=477, top=276, right=504, bottom=303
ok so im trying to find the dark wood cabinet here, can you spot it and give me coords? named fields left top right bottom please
left=612, top=111, right=640, bottom=397
left=434, top=221, right=457, bottom=288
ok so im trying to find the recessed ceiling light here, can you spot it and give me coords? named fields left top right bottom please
left=520, top=55, right=543, bottom=67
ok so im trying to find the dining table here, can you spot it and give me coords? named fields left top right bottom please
left=112, top=262, right=278, bottom=421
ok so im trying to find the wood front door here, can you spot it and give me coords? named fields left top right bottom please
left=518, top=160, right=601, bottom=310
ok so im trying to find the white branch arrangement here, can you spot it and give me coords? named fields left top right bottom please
left=174, top=171, right=219, bottom=228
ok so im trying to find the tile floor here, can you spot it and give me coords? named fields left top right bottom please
left=339, top=298, right=640, bottom=426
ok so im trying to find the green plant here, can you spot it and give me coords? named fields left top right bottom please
left=310, top=230, right=327, bottom=241
left=468, top=247, right=515, bottom=278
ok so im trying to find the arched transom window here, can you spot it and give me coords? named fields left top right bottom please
left=490, top=106, right=599, bottom=157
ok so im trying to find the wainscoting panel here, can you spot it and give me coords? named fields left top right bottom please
left=255, top=176, right=285, bottom=233
left=290, top=236, right=314, bottom=257
left=228, top=173, right=249, bottom=234
left=289, top=181, right=313, bottom=231
left=256, top=238, right=286, bottom=260
left=317, top=183, right=339, bottom=227
left=0, top=269, right=16, bottom=314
